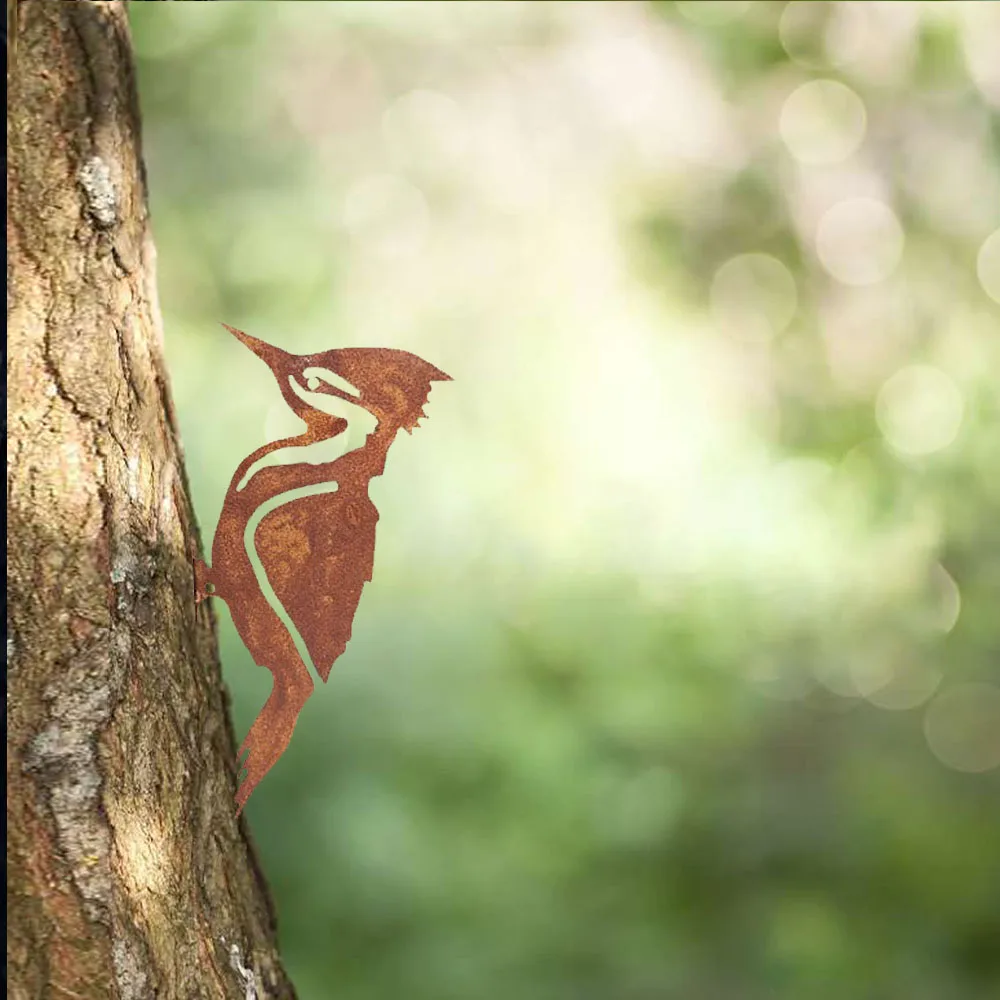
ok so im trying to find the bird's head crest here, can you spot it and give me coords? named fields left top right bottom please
left=302, top=346, right=451, bottom=433
left=222, top=326, right=451, bottom=433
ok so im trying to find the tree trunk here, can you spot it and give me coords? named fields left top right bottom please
left=6, top=3, right=296, bottom=997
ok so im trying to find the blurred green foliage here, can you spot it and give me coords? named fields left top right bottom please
left=130, top=3, right=1000, bottom=998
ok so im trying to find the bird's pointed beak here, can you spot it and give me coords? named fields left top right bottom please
left=222, top=324, right=294, bottom=373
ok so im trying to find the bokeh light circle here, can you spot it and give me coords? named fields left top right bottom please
left=676, top=1, right=751, bottom=26
left=710, top=253, right=798, bottom=343
left=864, top=657, right=942, bottom=712
left=132, top=0, right=235, bottom=58
left=875, top=365, right=964, bottom=458
left=341, top=173, right=430, bottom=258
left=976, top=228, right=1000, bottom=305
left=780, top=79, right=867, bottom=165
left=848, top=645, right=898, bottom=700
left=779, top=1, right=868, bottom=70
left=382, top=89, right=469, bottom=171
left=816, top=198, right=904, bottom=286
left=959, top=2, right=1000, bottom=108
left=925, top=683, right=1000, bottom=773
left=927, top=564, right=962, bottom=636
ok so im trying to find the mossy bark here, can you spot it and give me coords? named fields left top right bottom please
left=6, top=3, right=296, bottom=997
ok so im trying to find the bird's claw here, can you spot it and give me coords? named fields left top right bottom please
left=193, top=558, right=213, bottom=605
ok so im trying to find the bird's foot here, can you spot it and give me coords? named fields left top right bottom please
left=193, top=558, right=215, bottom=605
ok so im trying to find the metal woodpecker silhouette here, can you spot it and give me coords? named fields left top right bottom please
left=194, top=324, right=451, bottom=814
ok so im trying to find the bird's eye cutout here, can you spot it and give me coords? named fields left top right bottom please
left=302, top=366, right=361, bottom=398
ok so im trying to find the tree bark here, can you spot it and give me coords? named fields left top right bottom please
left=7, top=3, right=296, bottom=998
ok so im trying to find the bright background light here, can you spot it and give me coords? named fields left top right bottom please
left=131, top=3, right=1000, bottom=998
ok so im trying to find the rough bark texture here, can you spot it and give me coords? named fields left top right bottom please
left=6, top=4, right=297, bottom=998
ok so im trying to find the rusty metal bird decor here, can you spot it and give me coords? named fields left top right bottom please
left=194, top=324, right=452, bottom=814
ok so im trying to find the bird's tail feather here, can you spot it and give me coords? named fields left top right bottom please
left=234, top=666, right=314, bottom=814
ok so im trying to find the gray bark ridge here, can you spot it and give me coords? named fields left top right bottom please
left=6, top=4, right=297, bottom=998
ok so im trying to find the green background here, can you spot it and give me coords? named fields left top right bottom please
left=130, top=3, right=1000, bottom=998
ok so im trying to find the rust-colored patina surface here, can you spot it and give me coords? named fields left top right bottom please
left=195, top=325, right=451, bottom=813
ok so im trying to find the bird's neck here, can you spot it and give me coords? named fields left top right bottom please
left=231, top=420, right=399, bottom=508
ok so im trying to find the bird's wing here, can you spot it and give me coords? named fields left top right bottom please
left=254, top=491, right=378, bottom=683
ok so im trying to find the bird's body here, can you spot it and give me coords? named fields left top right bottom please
left=195, top=326, right=451, bottom=813
left=255, top=487, right=377, bottom=681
